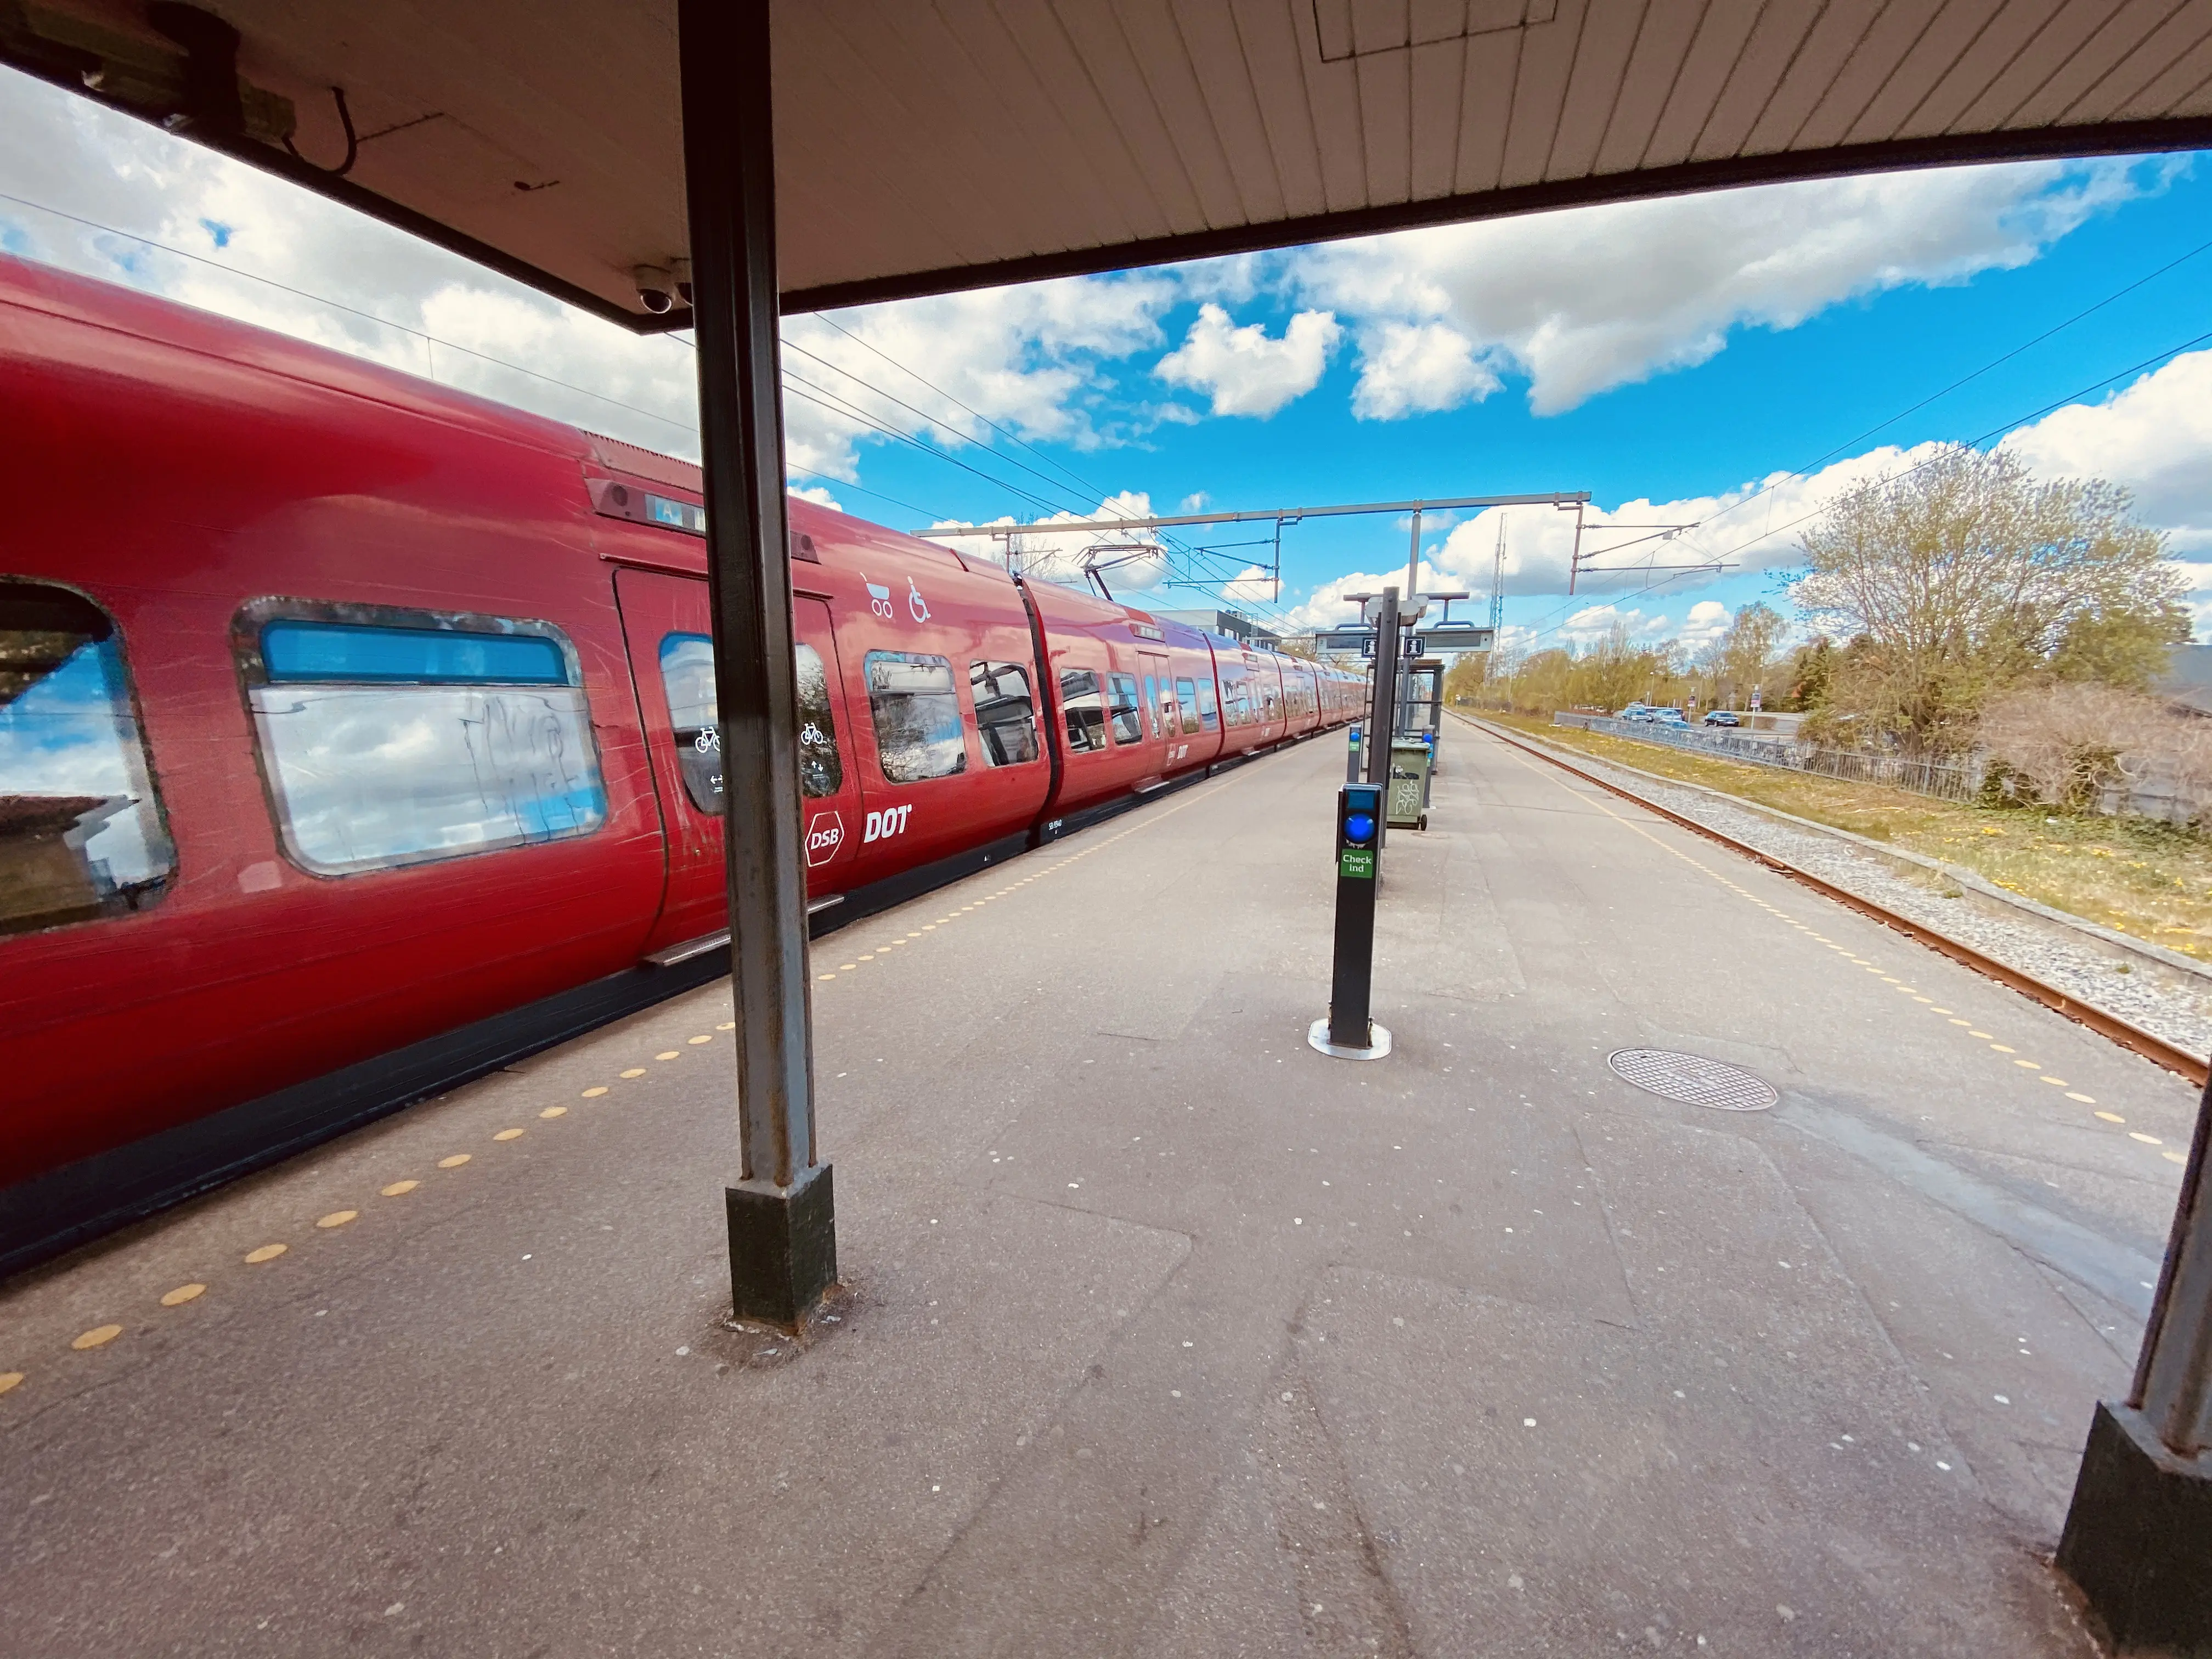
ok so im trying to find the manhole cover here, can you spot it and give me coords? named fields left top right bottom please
left=1607, top=1049, right=1778, bottom=1111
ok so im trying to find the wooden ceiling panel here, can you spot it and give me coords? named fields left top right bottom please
left=1589, top=1, right=1706, bottom=172
left=2109, top=26, right=2212, bottom=115
left=2060, top=0, right=2212, bottom=121
left=2005, top=0, right=2186, bottom=125
left=1748, top=0, right=1894, bottom=155
left=1227, top=0, right=1334, bottom=219
left=1494, top=0, right=1585, bottom=186
left=1448, top=27, right=1523, bottom=192
left=1686, top=0, right=1828, bottom=160
left=1545, top=0, right=1649, bottom=180
left=1637, top=0, right=1770, bottom=168
left=1170, top=0, right=1294, bottom=227
left=1848, top=0, right=2022, bottom=145
left=1356, top=42, right=1416, bottom=202
left=1407, top=33, right=1470, bottom=198
left=13, top=0, right=2211, bottom=321
left=1907, top=0, right=2079, bottom=134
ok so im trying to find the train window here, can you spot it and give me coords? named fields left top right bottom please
left=866, top=651, right=968, bottom=782
left=1260, top=680, right=1282, bottom=723
left=1059, top=668, right=1108, bottom=753
left=1175, top=678, right=1200, bottom=736
left=1221, top=674, right=1250, bottom=727
left=1141, top=675, right=1161, bottom=739
left=969, top=660, right=1040, bottom=766
left=0, top=582, right=175, bottom=935
left=239, top=608, right=606, bottom=876
left=1106, top=674, right=1143, bottom=745
left=1195, top=676, right=1218, bottom=730
left=658, top=635, right=843, bottom=811
left=1155, top=676, right=1180, bottom=736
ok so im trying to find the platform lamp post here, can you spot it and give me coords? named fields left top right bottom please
left=2058, top=1071, right=2212, bottom=1650
left=678, top=0, right=836, bottom=1330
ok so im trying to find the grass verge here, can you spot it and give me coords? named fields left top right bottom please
left=1471, top=709, right=2212, bottom=963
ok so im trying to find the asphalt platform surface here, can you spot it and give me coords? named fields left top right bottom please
left=4, top=725, right=2199, bottom=1657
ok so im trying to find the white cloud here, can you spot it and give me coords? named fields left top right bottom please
left=2000, top=348, right=2212, bottom=553
left=1351, top=321, right=1498, bottom=419
left=1154, top=303, right=1342, bottom=417
left=1558, top=605, right=1675, bottom=646
left=1219, top=565, right=1279, bottom=605
left=926, top=492, right=1171, bottom=591
left=1297, top=160, right=2160, bottom=416
left=1679, top=600, right=1733, bottom=648
left=0, top=64, right=1177, bottom=496
left=781, top=272, right=1177, bottom=481
left=791, top=484, right=844, bottom=511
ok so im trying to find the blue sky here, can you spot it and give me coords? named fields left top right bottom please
left=4, top=63, right=2208, bottom=663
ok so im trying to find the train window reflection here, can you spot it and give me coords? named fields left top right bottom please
left=242, top=612, right=606, bottom=876
left=0, top=581, right=174, bottom=935
left=1059, top=668, right=1108, bottom=753
left=1260, top=680, right=1282, bottom=723
left=1222, top=674, right=1251, bottom=727
left=969, top=660, right=1040, bottom=767
left=1196, top=676, right=1218, bottom=730
left=658, top=635, right=842, bottom=810
left=1107, top=673, right=1143, bottom=745
left=1175, top=678, right=1200, bottom=736
left=866, top=651, right=968, bottom=782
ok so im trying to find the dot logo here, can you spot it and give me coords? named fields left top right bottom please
left=864, top=804, right=913, bottom=844
left=804, top=811, right=844, bottom=867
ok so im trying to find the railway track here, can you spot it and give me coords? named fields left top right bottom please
left=1457, top=712, right=2210, bottom=1088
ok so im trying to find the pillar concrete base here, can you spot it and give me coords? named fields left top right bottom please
left=2057, top=1400, right=2212, bottom=1656
left=726, top=1161, right=836, bottom=1332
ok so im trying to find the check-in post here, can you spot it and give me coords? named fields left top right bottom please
left=1310, top=782, right=1391, bottom=1060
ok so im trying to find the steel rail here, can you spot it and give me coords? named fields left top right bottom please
left=1458, top=713, right=2209, bottom=1088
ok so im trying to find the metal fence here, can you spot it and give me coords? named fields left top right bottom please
left=1545, top=712, right=1985, bottom=802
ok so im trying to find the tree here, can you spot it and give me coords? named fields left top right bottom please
left=1703, top=601, right=1788, bottom=709
left=1780, top=635, right=1836, bottom=712
left=1442, top=652, right=1489, bottom=704
left=1793, top=444, right=2183, bottom=754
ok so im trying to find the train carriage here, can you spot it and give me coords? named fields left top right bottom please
left=0, top=254, right=1362, bottom=1274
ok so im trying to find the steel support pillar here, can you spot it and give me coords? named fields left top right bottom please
left=2058, top=1073, right=2212, bottom=1652
left=678, top=0, right=835, bottom=1330
left=1364, top=588, right=1400, bottom=788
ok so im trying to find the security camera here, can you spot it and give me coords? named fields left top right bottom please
left=633, top=264, right=675, bottom=314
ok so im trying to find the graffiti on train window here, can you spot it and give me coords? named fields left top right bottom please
left=865, top=651, right=968, bottom=783
left=969, top=660, right=1040, bottom=767
left=241, top=611, right=607, bottom=876
left=0, top=581, right=176, bottom=935
left=659, top=635, right=843, bottom=811
left=1058, top=668, right=1108, bottom=753
left=1106, top=673, right=1143, bottom=746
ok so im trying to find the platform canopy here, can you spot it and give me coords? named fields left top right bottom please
left=8, top=0, right=2211, bottom=325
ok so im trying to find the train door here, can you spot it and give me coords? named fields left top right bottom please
left=1138, top=650, right=1173, bottom=765
left=613, top=568, right=861, bottom=952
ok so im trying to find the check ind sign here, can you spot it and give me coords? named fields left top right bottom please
left=1340, top=848, right=1375, bottom=879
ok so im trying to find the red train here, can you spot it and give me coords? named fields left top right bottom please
left=0, top=256, right=1364, bottom=1275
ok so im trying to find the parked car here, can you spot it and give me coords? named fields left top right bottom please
left=1650, top=707, right=1689, bottom=725
left=1616, top=703, right=1653, bottom=720
left=1702, top=710, right=1742, bottom=727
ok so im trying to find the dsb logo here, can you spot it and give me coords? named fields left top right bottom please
left=804, top=811, right=844, bottom=867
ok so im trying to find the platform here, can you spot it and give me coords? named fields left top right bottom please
left=3, top=726, right=2196, bottom=1656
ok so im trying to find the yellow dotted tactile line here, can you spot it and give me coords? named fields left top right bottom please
left=0, top=1018, right=750, bottom=1402
left=1494, top=740, right=2187, bottom=1167
left=5, top=776, right=1256, bottom=1398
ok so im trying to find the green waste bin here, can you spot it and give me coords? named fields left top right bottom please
left=1387, top=738, right=1430, bottom=831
